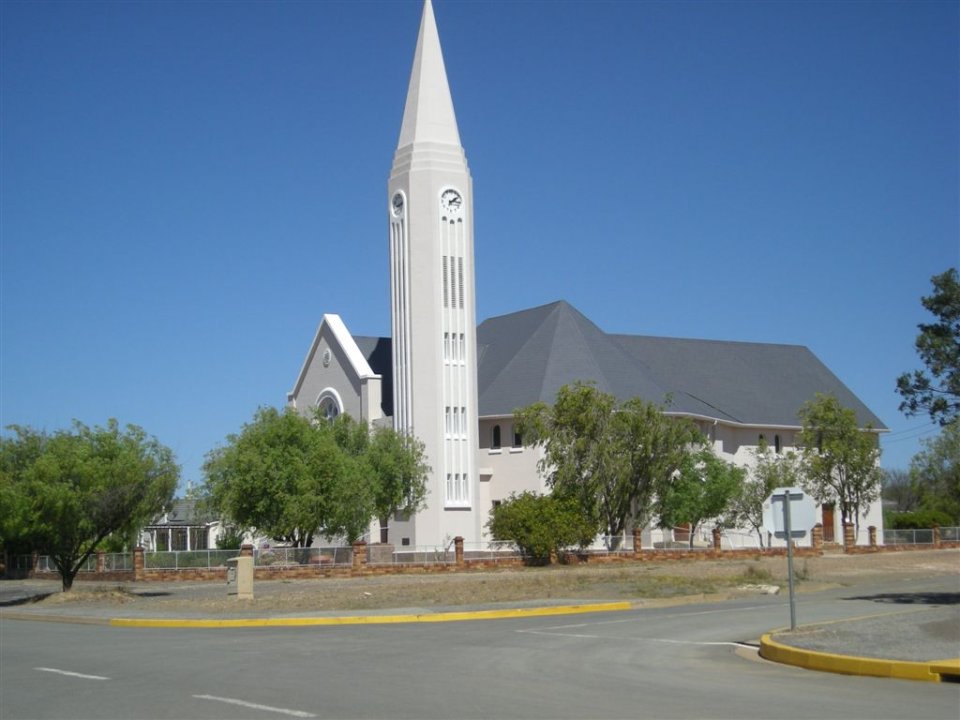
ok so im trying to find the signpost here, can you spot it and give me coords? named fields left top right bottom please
left=763, top=487, right=817, bottom=630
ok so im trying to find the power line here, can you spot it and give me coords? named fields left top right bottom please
left=882, top=426, right=939, bottom=445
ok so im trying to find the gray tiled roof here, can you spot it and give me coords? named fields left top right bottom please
left=350, top=300, right=885, bottom=430
left=354, top=336, right=394, bottom=418
left=476, top=301, right=885, bottom=429
left=147, top=499, right=213, bottom=528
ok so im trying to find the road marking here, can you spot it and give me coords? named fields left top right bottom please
left=517, top=629, right=603, bottom=639
left=193, top=694, right=316, bottom=718
left=522, top=603, right=776, bottom=633
left=647, top=638, right=758, bottom=648
left=516, top=628, right=757, bottom=647
left=110, top=601, right=631, bottom=628
left=35, top=667, right=109, bottom=681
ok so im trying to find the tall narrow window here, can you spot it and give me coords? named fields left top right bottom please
left=459, top=334, right=466, bottom=364
left=774, top=434, right=781, bottom=453
left=492, top=424, right=501, bottom=449
left=445, top=407, right=452, bottom=436
left=457, top=257, right=464, bottom=309
left=513, top=427, right=522, bottom=448
left=443, top=332, right=450, bottom=361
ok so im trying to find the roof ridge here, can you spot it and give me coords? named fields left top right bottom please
left=482, top=302, right=565, bottom=406
left=539, top=303, right=612, bottom=397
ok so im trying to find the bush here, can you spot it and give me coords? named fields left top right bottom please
left=216, top=525, right=246, bottom=550
left=487, top=492, right=597, bottom=564
left=887, top=509, right=954, bottom=530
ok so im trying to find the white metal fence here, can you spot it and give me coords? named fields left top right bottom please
left=145, top=549, right=237, bottom=570
left=883, top=527, right=960, bottom=545
left=255, top=546, right=352, bottom=567
left=459, top=541, right=524, bottom=563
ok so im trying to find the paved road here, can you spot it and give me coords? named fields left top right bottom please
left=2, top=576, right=958, bottom=720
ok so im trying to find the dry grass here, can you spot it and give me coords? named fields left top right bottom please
left=27, top=549, right=959, bottom=616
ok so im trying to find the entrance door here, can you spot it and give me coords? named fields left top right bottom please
left=822, top=504, right=835, bottom=542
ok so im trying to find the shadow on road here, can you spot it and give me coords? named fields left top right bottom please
left=842, top=592, right=960, bottom=605
left=0, top=592, right=56, bottom=607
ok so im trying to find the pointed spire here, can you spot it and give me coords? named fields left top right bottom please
left=397, top=0, right=461, bottom=149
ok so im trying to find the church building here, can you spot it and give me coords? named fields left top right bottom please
left=287, top=0, right=886, bottom=550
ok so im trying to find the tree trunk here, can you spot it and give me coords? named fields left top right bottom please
left=61, top=568, right=77, bottom=592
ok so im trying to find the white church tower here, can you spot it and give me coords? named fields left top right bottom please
left=388, top=0, right=480, bottom=548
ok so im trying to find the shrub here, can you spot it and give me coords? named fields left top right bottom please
left=487, top=492, right=597, bottom=564
left=216, top=525, right=246, bottom=550
left=887, top=509, right=954, bottom=530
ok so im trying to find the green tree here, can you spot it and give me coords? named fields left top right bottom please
left=897, top=268, right=960, bottom=426
left=365, top=425, right=429, bottom=542
left=881, top=468, right=921, bottom=514
left=0, top=426, right=47, bottom=566
left=317, top=414, right=430, bottom=543
left=515, top=382, right=700, bottom=547
left=797, top=394, right=882, bottom=537
left=486, top=491, right=596, bottom=564
left=0, top=421, right=178, bottom=591
left=727, top=444, right=803, bottom=547
left=909, top=421, right=960, bottom=523
left=656, top=446, right=745, bottom=548
left=203, top=407, right=370, bottom=547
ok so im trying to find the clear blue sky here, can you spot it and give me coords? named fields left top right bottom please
left=2, top=0, right=957, bottom=491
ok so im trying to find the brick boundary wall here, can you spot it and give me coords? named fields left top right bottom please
left=18, top=541, right=958, bottom=584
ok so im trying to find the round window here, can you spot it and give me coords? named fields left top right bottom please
left=318, top=395, right=340, bottom=421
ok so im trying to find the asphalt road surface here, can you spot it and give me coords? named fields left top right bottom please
left=2, top=576, right=958, bottom=720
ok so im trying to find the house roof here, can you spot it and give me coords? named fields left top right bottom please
left=343, top=300, right=885, bottom=430
left=147, top=499, right=213, bottom=528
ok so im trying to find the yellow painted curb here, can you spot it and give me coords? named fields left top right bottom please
left=760, top=633, right=958, bottom=683
left=108, top=601, right=633, bottom=628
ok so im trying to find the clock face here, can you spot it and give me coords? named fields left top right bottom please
left=440, top=189, right=462, bottom=213
left=391, top=192, right=404, bottom=217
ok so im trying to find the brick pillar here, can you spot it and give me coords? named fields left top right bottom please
left=96, top=551, right=105, bottom=574
left=133, top=547, right=145, bottom=581
left=811, top=524, right=823, bottom=550
left=933, top=524, right=941, bottom=547
left=454, top=536, right=464, bottom=567
left=352, top=541, right=367, bottom=569
left=240, top=544, right=254, bottom=557
left=868, top=526, right=877, bottom=547
left=633, top=527, right=643, bottom=557
left=712, top=527, right=722, bottom=551
left=843, top=522, right=855, bottom=549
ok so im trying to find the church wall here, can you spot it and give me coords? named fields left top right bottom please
left=291, top=328, right=363, bottom=419
left=477, top=417, right=546, bottom=541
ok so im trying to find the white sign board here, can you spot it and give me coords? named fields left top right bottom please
left=762, top=487, right=817, bottom=539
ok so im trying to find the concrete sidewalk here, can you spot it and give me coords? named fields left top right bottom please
left=762, top=602, right=960, bottom=683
